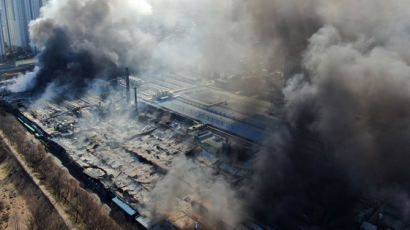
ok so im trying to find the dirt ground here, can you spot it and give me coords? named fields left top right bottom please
left=0, top=154, right=32, bottom=230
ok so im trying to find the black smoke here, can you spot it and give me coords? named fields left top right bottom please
left=247, top=116, right=363, bottom=229
left=245, top=20, right=410, bottom=230
left=31, top=27, right=118, bottom=98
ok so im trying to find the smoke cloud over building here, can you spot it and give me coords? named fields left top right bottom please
left=6, top=0, right=410, bottom=229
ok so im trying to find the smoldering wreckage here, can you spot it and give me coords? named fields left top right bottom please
left=2, top=0, right=410, bottom=229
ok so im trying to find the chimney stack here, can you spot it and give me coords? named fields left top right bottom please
left=134, top=87, right=138, bottom=113
left=126, top=68, right=130, bottom=103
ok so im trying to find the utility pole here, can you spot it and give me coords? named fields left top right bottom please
left=134, top=87, right=138, bottom=113
left=126, top=68, right=130, bottom=103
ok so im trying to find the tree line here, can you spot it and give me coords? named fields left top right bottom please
left=0, top=109, right=128, bottom=230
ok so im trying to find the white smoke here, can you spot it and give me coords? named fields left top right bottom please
left=7, top=67, right=39, bottom=93
left=149, top=155, right=243, bottom=229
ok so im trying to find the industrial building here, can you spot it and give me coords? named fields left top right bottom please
left=0, top=0, right=44, bottom=53
left=135, top=74, right=284, bottom=143
left=2, top=68, right=409, bottom=229
left=5, top=81, right=257, bottom=229
left=0, top=67, right=282, bottom=229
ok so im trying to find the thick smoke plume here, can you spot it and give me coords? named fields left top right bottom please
left=13, top=0, right=260, bottom=98
left=30, top=26, right=118, bottom=98
left=9, top=0, right=410, bottom=229
left=21, top=0, right=154, bottom=98
left=247, top=0, right=410, bottom=228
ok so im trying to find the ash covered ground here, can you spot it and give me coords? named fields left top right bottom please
left=13, top=80, right=262, bottom=229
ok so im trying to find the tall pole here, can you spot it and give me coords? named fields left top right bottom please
left=126, top=68, right=130, bottom=103
left=134, top=87, right=138, bottom=113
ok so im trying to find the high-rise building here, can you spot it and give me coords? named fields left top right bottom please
left=0, top=12, right=5, bottom=57
left=0, top=0, right=43, bottom=52
left=23, top=0, right=43, bottom=52
left=1, top=0, right=21, bottom=49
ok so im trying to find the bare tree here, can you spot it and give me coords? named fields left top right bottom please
left=9, top=210, right=22, bottom=230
